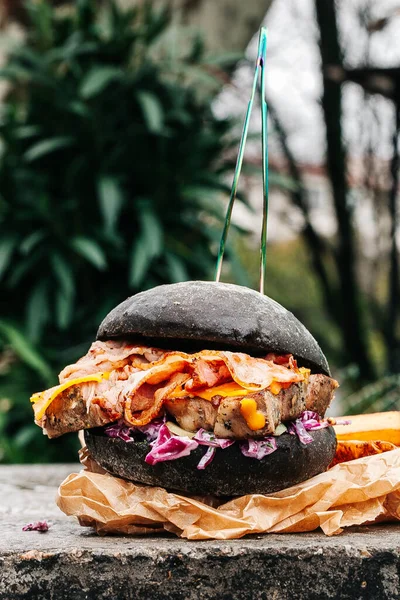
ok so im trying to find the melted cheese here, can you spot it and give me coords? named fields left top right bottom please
left=269, top=381, right=283, bottom=395
left=31, top=372, right=110, bottom=421
left=240, top=397, right=266, bottom=430
left=168, top=381, right=253, bottom=401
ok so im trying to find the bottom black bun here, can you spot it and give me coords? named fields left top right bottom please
left=84, top=427, right=337, bottom=497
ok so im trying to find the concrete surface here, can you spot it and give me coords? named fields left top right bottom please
left=0, top=464, right=399, bottom=600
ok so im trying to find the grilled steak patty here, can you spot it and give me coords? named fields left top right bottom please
left=43, top=374, right=337, bottom=439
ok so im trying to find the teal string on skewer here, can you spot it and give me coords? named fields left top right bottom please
left=260, top=28, right=268, bottom=295
left=214, top=27, right=269, bottom=296
left=214, top=28, right=266, bottom=284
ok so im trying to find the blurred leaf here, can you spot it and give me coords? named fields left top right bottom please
left=0, top=66, right=31, bottom=82
left=227, top=249, right=251, bottom=288
left=0, top=321, right=52, bottom=383
left=50, top=253, right=74, bottom=294
left=165, top=253, right=189, bottom=283
left=204, top=51, right=244, bottom=66
left=14, top=425, right=39, bottom=449
left=182, top=185, right=225, bottom=218
left=97, top=176, right=124, bottom=235
left=26, top=279, right=49, bottom=343
left=14, top=125, right=42, bottom=140
left=129, top=200, right=163, bottom=287
left=51, top=253, right=75, bottom=329
left=80, top=66, right=122, bottom=99
left=20, top=230, right=46, bottom=255
left=136, top=91, right=164, bottom=134
left=0, top=235, right=17, bottom=280
left=139, top=200, right=163, bottom=258
left=269, top=171, right=299, bottom=192
left=70, top=237, right=107, bottom=270
left=24, top=137, right=75, bottom=162
left=129, top=240, right=152, bottom=288
left=179, top=64, right=221, bottom=89
left=55, top=287, right=73, bottom=330
left=7, top=250, right=44, bottom=288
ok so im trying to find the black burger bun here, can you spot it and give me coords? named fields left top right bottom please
left=84, top=426, right=337, bottom=497
left=97, top=281, right=330, bottom=376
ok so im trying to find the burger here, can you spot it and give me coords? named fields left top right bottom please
left=31, top=281, right=338, bottom=496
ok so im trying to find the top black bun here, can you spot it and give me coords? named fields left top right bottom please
left=97, top=281, right=330, bottom=375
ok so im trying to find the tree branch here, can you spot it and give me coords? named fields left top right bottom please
left=315, top=0, right=376, bottom=381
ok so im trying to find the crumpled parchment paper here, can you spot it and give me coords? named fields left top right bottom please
left=56, top=447, right=400, bottom=538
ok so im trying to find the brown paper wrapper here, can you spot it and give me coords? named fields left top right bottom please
left=57, top=447, right=400, bottom=539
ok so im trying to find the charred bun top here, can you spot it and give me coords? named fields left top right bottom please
left=96, top=281, right=330, bottom=376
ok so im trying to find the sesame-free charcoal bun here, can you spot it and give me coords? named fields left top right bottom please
left=97, top=281, right=330, bottom=375
left=84, top=426, right=337, bottom=496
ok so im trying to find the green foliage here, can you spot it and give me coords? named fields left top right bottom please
left=0, top=0, right=240, bottom=462
left=339, top=375, right=400, bottom=416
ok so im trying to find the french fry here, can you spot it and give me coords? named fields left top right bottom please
left=331, top=439, right=397, bottom=467
left=333, top=411, right=400, bottom=445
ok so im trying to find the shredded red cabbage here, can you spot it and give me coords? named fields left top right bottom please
left=194, top=429, right=234, bottom=469
left=287, top=410, right=334, bottom=444
left=197, top=446, right=216, bottom=470
left=333, top=418, right=352, bottom=426
left=194, top=429, right=235, bottom=449
left=288, top=419, right=313, bottom=444
left=145, top=423, right=199, bottom=465
left=22, top=521, right=49, bottom=532
left=299, top=411, right=329, bottom=432
left=104, top=422, right=135, bottom=442
left=240, top=437, right=277, bottom=459
left=105, top=420, right=162, bottom=443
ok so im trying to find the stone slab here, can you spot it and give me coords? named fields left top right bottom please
left=1, top=465, right=399, bottom=600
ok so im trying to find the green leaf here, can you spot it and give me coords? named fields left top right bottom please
left=26, top=280, right=49, bottom=343
left=55, top=287, right=73, bottom=330
left=179, top=64, right=221, bottom=90
left=97, top=176, right=124, bottom=235
left=51, top=253, right=75, bottom=329
left=182, top=185, right=225, bottom=218
left=139, top=200, right=163, bottom=258
left=0, top=235, right=17, bottom=280
left=14, top=125, right=42, bottom=140
left=0, top=66, right=31, bottom=82
left=7, top=250, right=44, bottom=288
left=268, top=171, right=300, bottom=192
left=14, top=425, right=39, bottom=449
left=80, top=66, right=122, bottom=99
left=70, top=237, right=107, bottom=270
left=227, top=249, right=251, bottom=288
left=129, top=239, right=152, bottom=288
left=20, top=230, right=46, bottom=255
left=24, top=137, right=75, bottom=162
left=50, top=253, right=74, bottom=296
left=136, top=91, right=164, bottom=134
left=165, top=253, right=189, bottom=283
left=204, top=51, right=244, bottom=67
left=0, top=321, right=52, bottom=383
left=128, top=201, right=163, bottom=287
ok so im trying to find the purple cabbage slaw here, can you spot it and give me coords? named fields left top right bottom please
left=194, top=428, right=235, bottom=470
left=240, top=438, right=277, bottom=459
left=145, top=423, right=199, bottom=465
left=105, top=420, right=162, bottom=443
left=22, top=521, right=49, bottom=532
left=104, top=410, right=340, bottom=467
left=287, top=410, right=341, bottom=446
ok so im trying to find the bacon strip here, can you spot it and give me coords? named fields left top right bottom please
left=125, top=372, right=190, bottom=426
left=33, top=344, right=309, bottom=435
left=59, top=340, right=166, bottom=383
